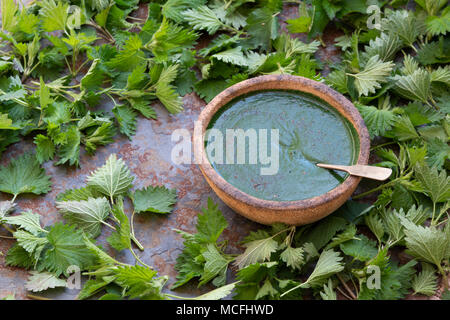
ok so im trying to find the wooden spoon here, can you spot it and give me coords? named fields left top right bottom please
left=316, top=163, right=392, bottom=181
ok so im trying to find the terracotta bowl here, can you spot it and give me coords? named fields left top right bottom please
left=193, top=75, right=370, bottom=225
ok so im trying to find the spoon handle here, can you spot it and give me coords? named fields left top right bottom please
left=316, top=163, right=392, bottom=181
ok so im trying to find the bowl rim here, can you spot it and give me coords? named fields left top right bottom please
left=193, top=74, right=370, bottom=211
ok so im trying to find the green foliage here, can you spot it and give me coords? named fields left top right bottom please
left=86, top=154, right=134, bottom=200
left=0, top=153, right=51, bottom=197
left=172, top=198, right=232, bottom=289
left=56, top=197, right=111, bottom=238
left=412, top=263, right=438, bottom=296
left=41, top=223, right=97, bottom=276
left=106, top=197, right=131, bottom=251
left=25, top=271, right=67, bottom=292
left=348, top=55, right=394, bottom=96
left=131, top=185, right=177, bottom=214
left=340, top=235, right=378, bottom=261
left=401, top=217, right=450, bottom=271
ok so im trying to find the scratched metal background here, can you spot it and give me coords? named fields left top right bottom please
left=0, top=3, right=430, bottom=300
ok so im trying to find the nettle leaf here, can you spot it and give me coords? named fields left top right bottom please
left=403, top=101, right=444, bottom=126
left=183, top=6, right=223, bottom=34
left=113, top=265, right=167, bottom=299
left=363, top=32, right=403, bottom=62
left=195, top=198, right=228, bottom=243
left=200, top=243, right=231, bottom=287
left=56, top=186, right=102, bottom=202
left=412, top=263, right=438, bottom=296
left=234, top=235, right=279, bottom=269
left=56, top=197, right=111, bottom=238
left=425, top=7, right=450, bottom=36
left=326, top=69, right=348, bottom=94
left=255, top=279, right=278, bottom=300
left=418, top=124, right=448, bottom=142
left=25, top=271, right=67, bottom=292
left=131, top=185, right=177, bottom=214
left=246, top=6, right=280, bottom=51
left=194, top=78, right=228, bottom=102
left=5, top=210, right=45, bottom=235
left=303, top=249, right=344, bottom=288
left=87, top=154, right=134, bottom=200
left=83, top=122, right=116, bottom=155
left=87, top=0, right=110, bottom=11
left=0, top=113, right=17, bottom=130
left=171, top=199, right=228, bottom=289
left=126, top=63, right=147, bottom=90
left=77, top=277, right=113, bottom=300
left=275, top=34, right=320, bottom=57
left=14, top=230, right=48, bottom=261
left=401, top=217, right=450, bottom=269
left=349, top=55, right=394, bottom=96
left=81, top=59, right=105, bottom=92
left=280, top=246, right=304, bottom=270
left=415, top=0, right=447, bottom=16
left=55, top=126, right=81, bottom=167
left=199, top=34, right=240, bottom=57
left=106, top=197, right=131, bottom=251
left=155, top=65, right=183, bottom=114
left=416, top=39, right=450, bottom=66
left=112, top=104, right=137, bottom=139
left=340, top=235, right=378, bottom=261
left=389, top=116, right=419, bottom=141
left=414, top=162, right=450, bottom=204
left=404, top=205, right=430, bottom=226
left=297, top=216, right=347, bottom=250
left=212, top=47, right=248, bottom=67
left=364, top=212, right=385, bottom=243
left=43, top=101, right=72, bottom=125
left=34, top=134, right=55, bottom=164
left=320, top=279, right=337, bottom=300
left=426, top=138, right=450, bottom=169
left=430, top=66, right=450, bottom=85
left=162, top=0, right=205, bottom=23
left=381, top=9, right=425, bottom=47
left=0, top=153, right=52, bottom=197
left=5, top=244, right=35, bottom=269
left=356, top=104, right=396, bottom=138
left=192, top=282, right=237, bottom=300
left=326, top=224, right=358, bottom=249
left=41, top=223, right=96, bottom=276
left=1, top=0, right=18, bottom=32
left=18, top=12, right=38, bottom=35
left=392, top=69, right=432, bottom=103
left=131, top=99, right=157, bottom=119
left=38, top=0, right=69, bottom=32
left=145, top=19, right=198, bottom=61
left=107, top=34, right=144, bottom=72
left=172, top=238, right=205, bottom=289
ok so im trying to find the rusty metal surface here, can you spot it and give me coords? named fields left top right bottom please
left=0, top=3, right=376, bottom=300
left=0, top=90, right=263, bottom=299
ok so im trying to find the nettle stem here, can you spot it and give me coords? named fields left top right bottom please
left=437, top=265, right=449, bottom=290
left=130, top=211, right=144, bottom=251
left=353, top=179, right=397, bottom=199
left=337, top=273, right=357, bottom=300
left=2, top=224, right=15, bottom=235
left=130, top=247, right=152, bottom=269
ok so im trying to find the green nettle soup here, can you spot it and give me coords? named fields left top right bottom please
left=205, top=90, right=359, bottom=201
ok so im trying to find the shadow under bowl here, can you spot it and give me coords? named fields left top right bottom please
left=193, top=75, right=370, bottom=225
